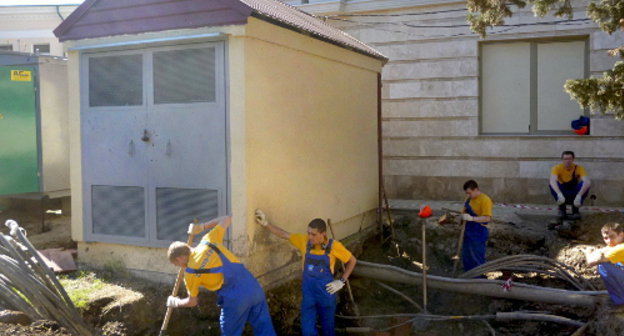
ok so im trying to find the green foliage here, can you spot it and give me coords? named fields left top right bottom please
left=565, top=61, right=624, bottom=119
left=467, top=0, right=624, bottom=116
left=587, top=0, right=624, bottom=34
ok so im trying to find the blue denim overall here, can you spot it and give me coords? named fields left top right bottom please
left=549, top=165, right=589, bottom=208
left=301, top=239, right=336, bottom=336
left=186, top=242, right=276, bottom=336
left=598, top=262, right=624, bottom=305
left=463, top=200, right=489, bottom=272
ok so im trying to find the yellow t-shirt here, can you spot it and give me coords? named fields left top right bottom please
left=184, top=226, right=240, bottom=297
left=551, top=163, right=586, bottom=184
left=466, top=193, right=493, bottom=218
left=289, top=234, right=353, bottom=274
left=605, top=244, right=624, bottom=264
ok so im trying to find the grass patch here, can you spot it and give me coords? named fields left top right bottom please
left=60, top=271, right=106, bottom=309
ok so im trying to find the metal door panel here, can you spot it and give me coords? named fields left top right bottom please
left=0, top=66, right=40, bottom=195
left=147, top=43, right=227, bottom=243
left=81, top=42, right=228, bottom=245
left=81, top=51, right=149, bottom=243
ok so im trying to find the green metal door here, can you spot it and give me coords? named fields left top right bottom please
left=0, top=66, right=40, bottom=195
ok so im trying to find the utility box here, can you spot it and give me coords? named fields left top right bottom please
left=0, top=52, right=69, bottom=197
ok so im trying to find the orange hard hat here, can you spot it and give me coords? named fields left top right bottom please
left=419, top=205, right=432, bottom=218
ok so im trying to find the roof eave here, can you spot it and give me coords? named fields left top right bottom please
left=250, top=11, right=387, bottom=62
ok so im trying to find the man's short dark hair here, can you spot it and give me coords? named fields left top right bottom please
left=561, top=151, right=575, bottom=159
left=463, top=180, right=479, bottom=191
left=308, top=218, right=327, bottom=233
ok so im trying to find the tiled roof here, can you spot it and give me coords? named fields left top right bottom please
left=53, top=0, right=385, bottom=61
left=241, top=0, right=387, bottom=60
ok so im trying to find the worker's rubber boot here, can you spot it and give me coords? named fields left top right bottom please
left=558, top=205, right=567, bottom=220
left=571, top=207, right=581, bottom=220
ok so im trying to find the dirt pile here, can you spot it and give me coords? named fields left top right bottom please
left=0, top=320, right=72, bottom=336
left=2, top=204, right=624, bottom=335
left=339, top=210, right=624, bottom=335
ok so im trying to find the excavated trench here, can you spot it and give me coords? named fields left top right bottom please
left=2, top=206, right=624, bottom=336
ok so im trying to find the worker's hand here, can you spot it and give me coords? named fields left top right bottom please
left=255, top=209, right=268, bottom=227
left=573, top=194, right=582, bottom=207
left=187, top=223, right=204, bottom=235
left=326, top=279, right=345, bottom=294
left=556, top=192, right=565, bottom=205
left=166, top=296, right=184, bottom=308
left=461, top=213, right=474, bottom=221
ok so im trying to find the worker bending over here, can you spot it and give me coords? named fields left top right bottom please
left=166, top=216, right=276, bottom=336
left=549, top=150, right=591, bottom=220
left=461, top=180, right=493, bottom=272
left=585, top=222, right=624, bottom=306
left=255, top=210, right=356, bottom=336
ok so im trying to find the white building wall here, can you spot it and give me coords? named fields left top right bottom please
left=289, top=0, right=624, bottom=206
left=0, top=5, right=77, bottom=56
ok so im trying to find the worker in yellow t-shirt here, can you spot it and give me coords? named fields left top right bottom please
left=255, top=210, right=356, bottom=336
left=584, top=222, right=624, bottom=305
left=166, top=216, right=276, bottom=336
left=549, top=150, right=591, bottom=220
left=461, top=180, right=493, bottom=272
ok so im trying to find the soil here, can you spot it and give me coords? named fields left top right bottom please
left=1, top=201, right=624, bottom=335
left=0, top=320, right=73, bottom=336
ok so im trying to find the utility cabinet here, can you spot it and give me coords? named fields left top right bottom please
left=0, top=52, right=69, bottom=197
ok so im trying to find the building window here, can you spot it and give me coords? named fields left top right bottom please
left=33, top=43, right=50, bottom=55
left=0, top=44, right=12, bottom=51
left=480, top=39, right=586, bottom=134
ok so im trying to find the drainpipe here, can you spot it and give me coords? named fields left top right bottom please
left=55, top=6, right=65, bottom=21
left=377, top=73, right=383, bottom=235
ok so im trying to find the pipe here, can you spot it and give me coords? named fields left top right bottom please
left=353, top=260, right=608, bottom=307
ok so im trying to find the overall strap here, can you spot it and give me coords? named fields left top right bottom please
left=185, top=242, right=225, bottom=274
left=464, top=199, right=477, bottom=217
left=324, top=239, right=334, bottom=256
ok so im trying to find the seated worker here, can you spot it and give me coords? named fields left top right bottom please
left=166, top=216, right=276, bottom=336
left=461, top=180, right=493, bottom=272
left=585, top=222, right=624, bottom=306
left=255, top=210, right=356, bottom=336
left=549, top=150, right=591, bottom=220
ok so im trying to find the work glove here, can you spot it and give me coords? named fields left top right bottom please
left=255, top=209, right=268, bottom=227
left=187, top=223, right=204, bottom=235
left=556, top=192, right=565, bottom=205
left=573, top=194, right=582, bottom=207
left=326, top=279, right=345, bottom=294
left=461, top=213, right=474, bottom=221
left=166, top=296, right=184, bottom=308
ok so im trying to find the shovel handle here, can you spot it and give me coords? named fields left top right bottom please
left=159, top=232, right=195, bottom=336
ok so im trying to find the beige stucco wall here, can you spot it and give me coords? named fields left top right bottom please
left=240, top=18, right=382, bottom=282
left=65, top=20, right=383, bottom=283
left=39, top=57, right=70, bottom=195
left=297, top=0, right=624, bottom=206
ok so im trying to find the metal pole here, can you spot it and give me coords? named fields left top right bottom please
left=421, top=220, right=428, bottom=313
left=327, top=218, right=360, bottom=317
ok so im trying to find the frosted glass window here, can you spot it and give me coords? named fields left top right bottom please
left=89, top=54, right=143, bottom=107
left=481, top=43, right=531, bottom=133
left=153, top=47, right=216, bottom=104
left=537, top=41, right=586, bottom=131
left=480, top=40, right=586, bottom=134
